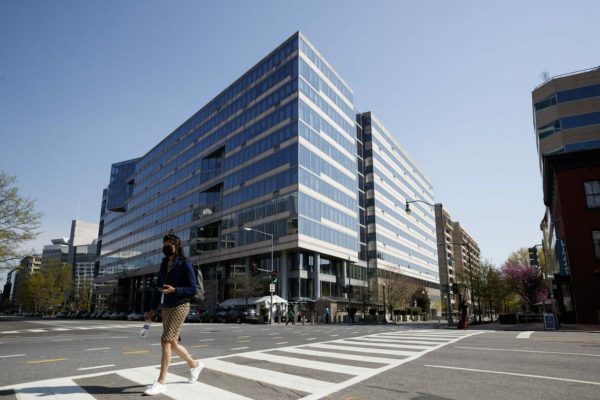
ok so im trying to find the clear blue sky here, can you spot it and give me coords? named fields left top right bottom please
left=1, top=1, right=599, bottom=286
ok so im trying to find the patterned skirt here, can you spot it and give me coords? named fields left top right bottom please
left=161, top=302, right=190, bottom=342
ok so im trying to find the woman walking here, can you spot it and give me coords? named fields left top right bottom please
left=143, top=232, right=203, bottom=396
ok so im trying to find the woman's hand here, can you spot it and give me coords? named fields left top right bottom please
left=161, top=284, right=176, bottom=294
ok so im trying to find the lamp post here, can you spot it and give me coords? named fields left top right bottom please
left=382, top=282, right=386, bottom=322
left=405, top=199, right=435, bottom=214
left=244, top=226, right=274, bottom=324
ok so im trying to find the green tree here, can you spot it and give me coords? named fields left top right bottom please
left=41, top=260, right=73, bottom=314
left=74, top=277, right=94, bottom=312
left=0, top=172, right=42, bottom=268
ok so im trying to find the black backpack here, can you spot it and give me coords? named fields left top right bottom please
left=190, top=264, right=205, bottom=305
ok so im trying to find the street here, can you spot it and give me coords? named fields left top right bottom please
left=0, top=317, right=599, bottom=399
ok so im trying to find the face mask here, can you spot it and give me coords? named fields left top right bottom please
left=163, top=244, right=175, bottom=257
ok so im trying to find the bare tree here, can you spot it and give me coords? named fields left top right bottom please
left=231, top=274, right=265, bottom=306
left=383, top=273, right=418, bottom=316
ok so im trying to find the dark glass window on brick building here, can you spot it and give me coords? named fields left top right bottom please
left=584, top=180, right=600, bottom=208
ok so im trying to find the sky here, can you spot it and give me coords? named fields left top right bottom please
left=1, top=1, right=599, bottom=286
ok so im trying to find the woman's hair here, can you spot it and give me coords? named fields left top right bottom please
left=163, top=232, right=185, bottom=258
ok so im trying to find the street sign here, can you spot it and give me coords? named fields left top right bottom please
left=543, top=312, right=556, bottom=330
left=269, top=284, right=275, bottom=293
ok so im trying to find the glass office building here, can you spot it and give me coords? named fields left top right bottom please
left=360, top=113, right=439, bottom=300
left=96, top=32, right=437, bottom=312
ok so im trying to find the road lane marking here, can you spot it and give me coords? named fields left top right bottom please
left=455, top=346, right=600, bottom=357
left=1, top=331, right=20, bottom=334
left=272, top=336, right=283, bottom=339
left=276, top=342, right=288, bottom=345
left=10, top=377, right=96, bottom=399
left=425, top=364, right=600, bottom=386
left=238, top=336, right=250, bottom=338
left=192, top=344, right=209, bottom=348
left=26, top=329, right=47, bottom=332
left=230, top=347, right=249, bottom=351
left=517, top=331, right=534, bottom=339
left=108, top=336, right=129, bottom=339
left=198, top=338, right=214, bottom=342
left=269, top=332, right=278, bottom=335
left=331, top=334, right=339, bottom=337
left=53, top=339, right=74, bottom=342
left=306, top=337, right=317, bottom=341
left=203, top=358, right=327, bottom=393
left=86, top=347, right=111, bottom=351
left=77, top=364, right=116, bottom=371
left=26, top=358, right=68, bottom=364
left=123, top=350, right=149, bottom=355
left=0, top=354, right=25, bottom=358
left=51, top=328, right=70, bottom=331
left=238, top=340, right=251, bottom=343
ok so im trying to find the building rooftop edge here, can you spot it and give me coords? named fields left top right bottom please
left=533, top=65, right=600, bottom=92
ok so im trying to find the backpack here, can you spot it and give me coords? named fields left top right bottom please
left=190, top=264, right=205, bottom=305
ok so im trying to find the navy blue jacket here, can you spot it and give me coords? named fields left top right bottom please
left=150, top=256, right=197, bottom=309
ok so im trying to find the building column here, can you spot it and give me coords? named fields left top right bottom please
left=313, top=253, right=321, bottom=299
left=280, top=251, right=288, bottom=300
left=342, top=259, right=348, bottom=300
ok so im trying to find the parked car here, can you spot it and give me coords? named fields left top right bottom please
left=55, top=312, right=67, bottom=319
left=201, top=308, right=226, bottom=323
left=225, top=306, right=259, bottom=324
left=186, top=307, right=203, bottom=323
left=127, top=312, right=144, bottom=321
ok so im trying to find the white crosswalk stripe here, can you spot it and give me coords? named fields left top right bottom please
left=2, top=329, right=484, bottom=400
left=0, top=324, right=140, bottom=335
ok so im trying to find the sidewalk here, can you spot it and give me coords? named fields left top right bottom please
left=458, top=321, right=600, bottom=333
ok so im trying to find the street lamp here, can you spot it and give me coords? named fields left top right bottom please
left=405, top=199, right=435, bottom=214
left=382, top=282, right=386, bottom=322
left=243, top=226, right=274, bottom=324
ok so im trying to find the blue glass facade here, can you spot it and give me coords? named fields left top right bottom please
left=96, top=32, right=437, bottom=311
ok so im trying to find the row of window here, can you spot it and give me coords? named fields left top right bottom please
left=223, top=169, right=298, bottom=210
left=368, top=232, right=438, bottom=266
left=299, top=120, right=357, bottom=173
left=299, top=37, right=352, bottom=102
left=370, top=197, right=436, bottom=242
left=299, top=78, right=355, bottom=140
left=223, top=122, right=297, bottom=171
left=372, top=215, right=437, bottom=254
left=137, top=39, right=298, bottom=174
left=102, top=194, right=195, bottom=249
left=299, top=217, right=358, bottom=252
left=369, top=131, right=433, bottom=196
left=298, top=100, right=355, bottom=156
left=299, top=58, right=354, bottom=120
left=135, top=77, right=299, bottom=194
left=535, top=83, right=600, bottom=112
left=365, top=116, right=432, bottom=188
left=368, top=250, right=439, bottom=278
left=298, top=192, right=358, bottom=232
left=370, top=177, right=436, bottom=233
left=299, top=168, right=356, bottom=211
left=299, top=145, right=355, bottom=190
left=221, top=193, right=298, bottom=230
left=371, top=152, right=433, bottom=208
left=538, top=112, right=600, bottom=139
left=224, top=144, right=297, bottom=189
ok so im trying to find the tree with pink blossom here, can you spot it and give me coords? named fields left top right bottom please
left=501, top=256, right=548, bottom=306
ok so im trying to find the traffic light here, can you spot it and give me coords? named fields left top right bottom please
left=251, top=262, right=258, bottom=276
left=271, top=269, right=277, bottom=281
left=528, top=247, right=539, bottom=266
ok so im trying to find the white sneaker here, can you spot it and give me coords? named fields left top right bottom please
left=144, top=382, right=166, bottom=396
left=189, top=361, right=204, bottom=383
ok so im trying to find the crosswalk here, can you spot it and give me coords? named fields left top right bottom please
left=2, top=329, right=483, bottom=400
left=0, top=324, right=139, bottom=335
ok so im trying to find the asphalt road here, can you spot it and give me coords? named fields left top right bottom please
left=0, top=317, right=599, bottom=399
